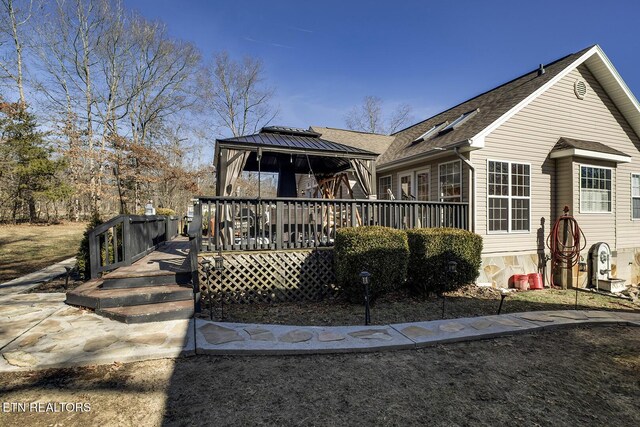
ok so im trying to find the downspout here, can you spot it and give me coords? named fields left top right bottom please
left=454, top=147, right=475, bottom=232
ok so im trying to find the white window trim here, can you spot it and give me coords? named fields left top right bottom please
left=438, top=160, right=462, bottom=202
left=578, top=163, right=614, bottom=214
left=415, top=167, right=431, bottom=201
left=486, top=159, right=532, bottom=235
left=398, top=172, right=415, bottom=200
left=632, top=173, right=640, bottom=220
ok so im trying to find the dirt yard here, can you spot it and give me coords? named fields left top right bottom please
left=208, top=285, right=639, bottom=326
left=0, top=222, right=86, bottom=282
left=0, top=325, right=638, bottom=426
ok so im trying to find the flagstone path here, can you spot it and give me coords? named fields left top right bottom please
left=1, top=292, right=638, bottom=372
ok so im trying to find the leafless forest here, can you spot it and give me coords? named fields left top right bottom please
left=0, top=0, right=279, bottom=222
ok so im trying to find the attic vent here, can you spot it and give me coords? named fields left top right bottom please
left=574, top=79, right=587, bottom=100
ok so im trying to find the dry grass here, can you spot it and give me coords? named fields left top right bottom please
left=0, top=222, right=86, bottom=282
left=0, top=326, right=638, bottom=426
left=212, top=285, right=640, bottom=326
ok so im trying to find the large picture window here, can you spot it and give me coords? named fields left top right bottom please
left=632, top=174, right=640, bottom=219
left=488, top=160, right=530, bottom=232
left=580, top=165, right=611, bottom=213
left=379, top=176, right=392, bottom=200
left=439, top=161, right=461, bottom=202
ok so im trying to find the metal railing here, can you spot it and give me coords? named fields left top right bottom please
left=88, top=215, right=179, bottom=278
left=193, top=197, right=469, bottom=252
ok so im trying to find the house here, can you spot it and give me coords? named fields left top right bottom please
left=203, top=43, right=640, bottom=301
left=373, top=44, right=640, bottom=287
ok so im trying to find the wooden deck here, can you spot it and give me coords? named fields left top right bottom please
left=103, top=236, right=190, bottom=279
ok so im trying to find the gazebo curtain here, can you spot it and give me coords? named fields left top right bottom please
left=216, top=148, right=249, bottom=245
left=350, top=159, right=373, bottom=198
left=217, top=148, right=249, bottom=197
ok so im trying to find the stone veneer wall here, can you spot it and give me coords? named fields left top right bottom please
left=479, top=248, right=640, bottom=289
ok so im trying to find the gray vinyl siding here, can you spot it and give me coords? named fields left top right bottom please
left=555, top=157, right=573, bottom=222
left=475, top=64, right=640, bottom=255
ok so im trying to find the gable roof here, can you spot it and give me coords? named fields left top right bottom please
left=310, top=126, right=394, bottom=155
left=377, top=45, right=640, bottom=170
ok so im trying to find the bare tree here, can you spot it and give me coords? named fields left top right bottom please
left=345, top=95, right=384, bottom=134
left=345, top=95, right=413, bottom=134
left=202, top=51, right=277, bottom=137
left=387, top=103, right=413, bottom=134
left=0, top=0, right=33, bottom=105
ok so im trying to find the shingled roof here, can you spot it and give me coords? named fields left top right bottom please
left=552, top=137, right=630, bottom=157
left=309, top=126, right=394, bottom=155
left=377, top=46, right=595, bottom=167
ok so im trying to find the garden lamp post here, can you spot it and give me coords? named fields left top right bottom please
left=64, top=266, right=72, bottom=291
left=214, top=256, right=225, bottom=320
left=360, top=270, right=371, bottom=325
left=201, top=259, right=213, bottom=321
left=497, top=289, right=509, bottom=315
left=442, top=261, right=457, bottom=319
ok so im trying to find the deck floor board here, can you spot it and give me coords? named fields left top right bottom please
left=104, top=237, right=190, bottom=279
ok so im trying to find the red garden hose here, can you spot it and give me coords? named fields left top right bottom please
left=546, top=206, right=586, bottom=287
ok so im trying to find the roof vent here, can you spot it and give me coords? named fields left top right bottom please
left=538, top=64, right=545, bottom=76
left=574, top=79, right=587, bottom=99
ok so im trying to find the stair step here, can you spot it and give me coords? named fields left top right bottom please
left=101, top=271, right=191, bottom=289
left=97, top=300, right=194, bottom=324
left=97, top=284, right=192, bottom=309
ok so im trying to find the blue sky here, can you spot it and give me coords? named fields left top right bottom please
left=127, top=0, right=640, bottom=131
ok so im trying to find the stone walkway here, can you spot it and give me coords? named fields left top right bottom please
left=1, top=292, right=639, bottom=372
left=0, top=257, right=77, bottom=296
left=0, top=293, right=193, bottom=372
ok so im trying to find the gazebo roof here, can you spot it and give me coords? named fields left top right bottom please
left=216, top=126, right=377, bottom=174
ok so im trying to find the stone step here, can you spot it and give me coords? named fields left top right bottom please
left=97, top=284, right=193, bottom=309
left=97, top=300, right=195, bottom=324
left=66, top=280, right=193, bottom=309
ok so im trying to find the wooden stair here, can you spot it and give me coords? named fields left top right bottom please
left=66, top=238, right=195, bottom=323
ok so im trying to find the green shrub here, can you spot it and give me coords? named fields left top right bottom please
left=335, top=226, right=409, bottom=303
left=407, top=228, right=483, bottom=295
left=156, top=207, right=176, bottom=216
left=76, top=213, right=103, bottom=280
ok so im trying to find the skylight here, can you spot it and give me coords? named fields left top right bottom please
left=439, top=109, right=479, bottom=134
left=412, top=122, right=448, bottom=143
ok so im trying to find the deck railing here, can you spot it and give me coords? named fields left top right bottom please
left=89, top=215, right=179, bottom=278
left=194, top=197, right=469, bottom=252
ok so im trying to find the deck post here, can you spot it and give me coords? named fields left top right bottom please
left=123, top=217, right=132, bottom=266
left=276, top=201, right=284, bottom=250
left=88, top=229, right=100, bottom=279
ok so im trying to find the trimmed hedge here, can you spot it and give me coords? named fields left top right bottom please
left=335, top=226, right=409, bottom=303
left=407, top=228, right=483, bottom=295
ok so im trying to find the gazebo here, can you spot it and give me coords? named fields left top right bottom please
left=214, top=126, right=378, bottom=199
